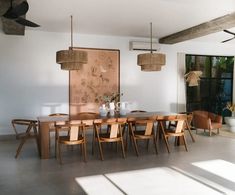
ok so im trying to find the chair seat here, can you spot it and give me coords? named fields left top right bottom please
left=211, top=122, right=222, bottom=129
left=59, top=136, right=84, bottom=145
left=99, top=133, right=122, bottom=142
left=134, top=130, right=153, bottom=139
left=165, top=130, right=184, bottom=137
left=93, top=120, right=127, bottom=160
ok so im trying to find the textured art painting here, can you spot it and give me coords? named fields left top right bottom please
left=69, top=48, right=120, bottom=116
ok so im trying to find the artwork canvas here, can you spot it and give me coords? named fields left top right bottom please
left=69, top=48, right=120, bottom=116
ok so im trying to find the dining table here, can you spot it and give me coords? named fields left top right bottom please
left=37, top=111, right=193, bottom=159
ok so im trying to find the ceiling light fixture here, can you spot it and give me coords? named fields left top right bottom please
left=137, top=22, right=166, bottom=71
left=56, top=15, right=88, bottom=70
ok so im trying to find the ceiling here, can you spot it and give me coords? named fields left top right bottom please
left=2, top=0, right=235, bottom=43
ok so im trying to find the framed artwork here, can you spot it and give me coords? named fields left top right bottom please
left=69, top=47, right=120, bottom=116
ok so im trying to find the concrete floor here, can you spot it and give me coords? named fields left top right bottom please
left=1, top=131, right=235, bottom=195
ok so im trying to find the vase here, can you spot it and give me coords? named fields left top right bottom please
left=99, top=104, right=107, bottom=116
left=232, top=112, right=235, bottom=117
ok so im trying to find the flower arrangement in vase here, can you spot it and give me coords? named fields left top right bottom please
left=98, top=92, right=123, bottom=116
left=224, top=102, right=235, bottom=116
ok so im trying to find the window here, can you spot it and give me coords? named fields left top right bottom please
left=186, top=55, right=234, bottom=115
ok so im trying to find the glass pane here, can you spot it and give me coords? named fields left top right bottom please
left=211, top=56, right=234, bottom=78
left=186, top=55, right=210, bottom=77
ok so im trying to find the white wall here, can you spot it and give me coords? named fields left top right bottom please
left=1, top=30, right=235, bottom=135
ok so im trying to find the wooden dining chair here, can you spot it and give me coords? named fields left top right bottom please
left=158, top=117, right=188, bottom=153
left=48, top=113, right=68, bottom=132
left=48, top=113, right=69, bottom=156
left=168, top=113, right=195, bottom=142
left=12, top=119, right=40, bottom=158
left=177, top=113, right=195, bottom=142
left=93, top=119, right=126, bottom=160
left=128, top=117, right=158, bottom=156
left=55, top=121, right=87, bottom=164
left=75, top=112, right=99, bottom=154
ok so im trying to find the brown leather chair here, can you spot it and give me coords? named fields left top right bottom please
left=192, top=110, right=222, bottom=136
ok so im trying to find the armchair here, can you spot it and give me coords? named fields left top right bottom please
left=192, top=111, right=222, bottom=136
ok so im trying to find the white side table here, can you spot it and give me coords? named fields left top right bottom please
left=224, top=117, right=235, bottom=133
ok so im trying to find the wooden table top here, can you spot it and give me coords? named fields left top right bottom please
left=37, top=111, right=179, bottom=122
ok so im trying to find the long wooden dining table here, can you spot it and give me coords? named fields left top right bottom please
left=37, top=112, right=194, bottom=159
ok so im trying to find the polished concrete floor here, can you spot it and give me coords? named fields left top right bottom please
left=1, top=130, right=235, bottom=195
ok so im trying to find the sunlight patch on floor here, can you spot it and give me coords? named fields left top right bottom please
left=75, top=175, right=123, bottom=195
left=192, top=159, right=235, bottom=183
left=75, top=167, right=223, bottom=195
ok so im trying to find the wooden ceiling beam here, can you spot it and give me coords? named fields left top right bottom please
left=159, top=12, right=235, bottom=44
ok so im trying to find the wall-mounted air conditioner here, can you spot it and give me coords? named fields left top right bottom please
left=129, top=41, right=160, bottom=51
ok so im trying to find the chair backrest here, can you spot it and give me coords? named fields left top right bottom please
left=94, top=119, right=126, bottom=139
left=56, top=122, right=85, bottom=141
left=158, top=116, right=185, bottom=133
left=131, top=110, right=147, bottom=113
left=193, top=110, right=209, bottom=117
left=49, top=113, right=68, bottom=116
left=48, top=113, right=68, bottom=129
left=70, top=125, right=80, bottom=141
left=175, top=120, right=185, bottom=133
left=77, top=112, right=99, bottom=126
left=167, top=118, right=185, bottom=133
left=12, top=119, right=37, bottom=135
left=131, top=118, right=155, bottom=136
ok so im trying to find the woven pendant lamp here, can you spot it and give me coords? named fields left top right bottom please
left=184, top=71, right=202, bottom=86
left=137, top=23, right=165, bottom=71
left=56, top=16, right=88, bottom=70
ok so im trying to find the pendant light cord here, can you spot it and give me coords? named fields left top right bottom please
left=150, top=22, right=153, bottom=54
left=70, top=15, right=73, bottom=49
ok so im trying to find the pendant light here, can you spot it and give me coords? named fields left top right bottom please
left=184, top=71, right=202, bottom=86
left=56, top=15, right=88, bottom=70
left=137, top=23, right=166, bottom=71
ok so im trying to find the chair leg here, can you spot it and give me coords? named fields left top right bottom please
left=120, top=139, right=126, bottom=159
left=159, top=122, right=170, bottom=153
left=15, top=138, right=27, bottom=158
left=132, top=137, right=139, bottom=156
left=217, top=128, right=220, bottom=134
left=83, top=142, right=87, bottom=162
left=153, top=136, right=158, bottom=155
left=58, top=143, right=62, bottom=164
left=92, top=130, right=95, bottom=155
left=186, top=128, right=195, bottom=142
left=97, top=141, right=104, bottom=161
left=146, top=139, right=150, bottom=150
left=125, top=126, right=129, bottom=151
left=182, top=135, right=188, bottom=152
left=209, top=129, right=212, bottom=136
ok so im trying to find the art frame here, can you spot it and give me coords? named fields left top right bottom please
left=69, top=47, right=120, bottom=116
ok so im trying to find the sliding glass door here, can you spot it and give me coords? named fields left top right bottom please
left=185, top=55, right=234, bottom=115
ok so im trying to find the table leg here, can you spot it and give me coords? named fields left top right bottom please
left=38, top=121, right=50, bottom=159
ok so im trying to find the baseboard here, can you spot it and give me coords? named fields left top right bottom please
left=0, top=134, right=15, bottom=141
